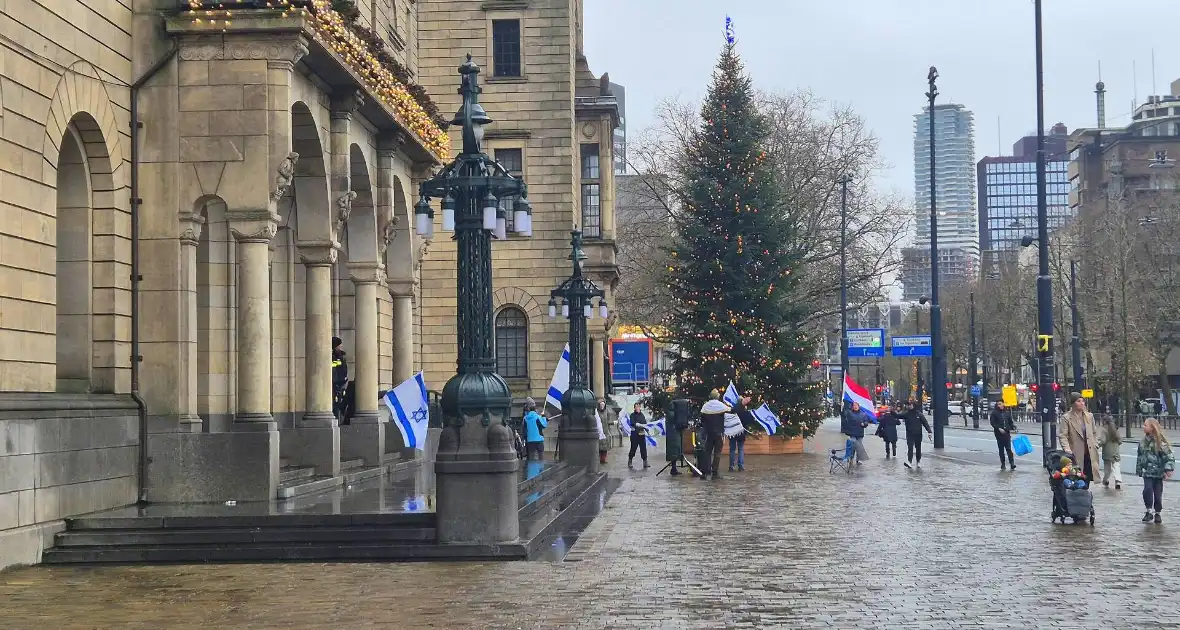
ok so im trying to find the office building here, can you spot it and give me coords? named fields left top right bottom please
left=977, top=124, right=1070, bottom=274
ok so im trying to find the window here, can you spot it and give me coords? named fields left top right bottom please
left=491, top=20, right=522, bottom=77
left=580, top=143, right=601, bottom=237
left=495, top=148, right=523, bottom=233
left=495, top=307, right=528, bottom=379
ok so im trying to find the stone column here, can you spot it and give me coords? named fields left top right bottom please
left=281, top=245, right=341, bottom=477
left=388, top=280, right=415, bottom=384
left=177, top=213, right=205, bottom=433
left=340, top=264, right=385, bottom=466
left=229, top=213, right=279, bottom=431
left=592, top=336, right=606, bottom=397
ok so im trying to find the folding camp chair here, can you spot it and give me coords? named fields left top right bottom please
left=829, top=438, right=855, bottom=475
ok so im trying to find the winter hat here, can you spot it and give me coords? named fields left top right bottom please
left=524, top=397, right=536, bottom=409
left=332, top=336, right=342, bottom=348
left=1070, top=392, right=1083, bottom=405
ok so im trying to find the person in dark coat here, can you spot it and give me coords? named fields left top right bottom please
left=841, top=401, right=871, bottom=465
left=698, top=389, right=730, bottom=480
left=989, top=400, right=1017, bottom=471
left=900, top=399, right=932, bottom=470
left=876, top=404, right=902, bottom=460
left=332, top=336, right=348, bottom=421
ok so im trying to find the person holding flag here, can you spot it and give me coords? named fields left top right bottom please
left=626, top=402, right=651, bottom=469
left=841, top=374, right=877, bottom=465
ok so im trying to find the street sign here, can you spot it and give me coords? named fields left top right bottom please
left=847, top=329, right=885, bottom=357
left=890, top=335, right=932, bottom=357
left=1081, top=388, right=1094, bottom=399
left=970, top=385, right=981, bottom=398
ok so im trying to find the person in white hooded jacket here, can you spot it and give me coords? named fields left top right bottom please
left=699, top=389, right=732, bottom=480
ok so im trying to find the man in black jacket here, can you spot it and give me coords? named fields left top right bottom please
left=900, top=400, right=933, bottom=469
left=989, top=400, right=1017, bottom=471
left=332, top=336, right=348, bottom=421
left=698, top=389, right=730, bottom=480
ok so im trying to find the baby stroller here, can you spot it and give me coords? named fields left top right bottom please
left=1046, top=449, right=1095, bottom=526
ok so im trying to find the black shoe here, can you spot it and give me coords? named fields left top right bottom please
left=628, top=458, right=633, bottom=469
left=1010, top=463, right=1016, bottom=471
left=1000, top=464, right=1006, bottom=471
left=904, top=461, right=912, bottom=469
left=670, top=468, right=681, bottom=476
left=712, top=473, right=722, bottom=480
left=1155, top=512, right=1163, bottom=524
left=643, top=460, right=650, bottom=469
left=1143, top=511, right=1154, bottom=523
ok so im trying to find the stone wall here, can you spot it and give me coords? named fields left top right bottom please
left=0, top=394, right=139, bottom=570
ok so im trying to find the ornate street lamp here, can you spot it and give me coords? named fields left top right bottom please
left=547, top=230, right=608, bottom=472
left=413, top=55, right=533, bottom=545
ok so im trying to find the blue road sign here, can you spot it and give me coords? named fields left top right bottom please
left=970, top=385, right=981, bottom=398
left=890, top=335, right=932, bottom=357
left=847, top=329, right=886, bottom=357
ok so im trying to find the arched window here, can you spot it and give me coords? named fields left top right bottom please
left=494, top=307, right=529, bottom=379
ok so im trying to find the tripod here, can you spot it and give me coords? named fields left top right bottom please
left=656, top=429, right=703, bottom=478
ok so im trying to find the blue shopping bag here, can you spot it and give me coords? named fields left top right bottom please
left=1012, top=434, right=1033, bottom=457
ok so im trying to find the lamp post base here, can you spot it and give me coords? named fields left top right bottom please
left=559, top=386, right=601, bottom=474
left=435, top=371, right=520, bottom=544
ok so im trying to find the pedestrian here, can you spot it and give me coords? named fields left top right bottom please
left=1058, top=393, right=1100, bottom=483
left=331, top=336, right=348, bottom=420
left=876, top=404, right=901, bottom=460
left=901, top=399, right=933, bottom=470
left=597, top=398, right=615, bottom=465
left=1097, top=414, right=1123, bottom=490
left=699, top=389, right=730, bottom=480
left=627, top=402, right=651, bottom=469
left=522, top=397, right=547, bottom=461
left=728, top=395, right=754, bottom=472
left=840, top=401, right=871, bottom=465
left=1135, top=418, right=1174, bottom=524
left=989, top=400, right=1016, bottom=471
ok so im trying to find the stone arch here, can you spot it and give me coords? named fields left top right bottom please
left=385, top=175, right=415, bottom=281
left=345, top=144, right=378, bottom=264
left=49, top=104, right=124, bottom=393
left=193, top=195, right=236, bottom=427
left=491, top=286, right=544, bottom=319
left=290, top=101, right=332, bottom=244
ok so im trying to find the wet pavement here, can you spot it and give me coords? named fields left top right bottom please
left=2, top=429, right=1178, bottom=629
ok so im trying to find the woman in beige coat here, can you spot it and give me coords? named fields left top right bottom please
left=1058, top=393, right=1100, bottom=482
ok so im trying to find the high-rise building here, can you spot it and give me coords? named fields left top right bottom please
left=977, top=124, right=1070, bottom=274
left=609, top=82, right=627, bottom=175
left=905, top=104, right=977, bottom=297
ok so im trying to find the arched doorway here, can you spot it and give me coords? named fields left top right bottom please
left=55, top=123, right=93, bottom=392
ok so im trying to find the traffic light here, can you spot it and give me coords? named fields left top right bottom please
left=946, top=382, right=953, bottom=389
left=875, top=385, right=883, bottom=394
left=811, top=359, right=821, bottom=370
left=1052, top=382, right=1060, bottom=392
left=1030, top=384, right=1038, bottom=393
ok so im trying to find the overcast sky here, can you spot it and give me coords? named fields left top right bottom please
left=584, top=0, right=1180, bottom=199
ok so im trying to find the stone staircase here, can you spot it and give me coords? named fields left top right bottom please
left=41, top=461, right=610, bottom=564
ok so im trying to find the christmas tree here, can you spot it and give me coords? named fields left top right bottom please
left=663, top=27, right=823, bottom=437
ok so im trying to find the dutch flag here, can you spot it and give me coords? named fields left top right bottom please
left=843, top=373, right=878, bottom=422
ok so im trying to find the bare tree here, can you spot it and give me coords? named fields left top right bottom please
left=617, top=91, right=907, bottom=334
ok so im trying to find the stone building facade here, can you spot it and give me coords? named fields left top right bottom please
left=417, top=0, right=620, bottom=403
left=0, top=0, right=449, bottom=570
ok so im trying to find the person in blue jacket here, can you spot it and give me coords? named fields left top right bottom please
left=840, top=401, right=871, bottom=465
left=523, top=398, right=548, bottom=461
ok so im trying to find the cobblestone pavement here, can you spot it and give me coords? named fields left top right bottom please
left=2, top=428, right=1177, bottom=630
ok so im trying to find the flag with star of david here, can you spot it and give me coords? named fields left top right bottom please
left=385, top=372, right=430, bottom=450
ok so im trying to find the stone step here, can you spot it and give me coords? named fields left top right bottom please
left=342, top=464, right=387, bottom=486
left=65, top=512, right=435, bottom=531
left=276, top=475, right=342, bottom=500
left=519, top=466, right=588, bottom=522
left=53, top=525, right=437, bottom=548
left=279, top=466, right=316, bottom=484
left=341, top=458, right=365, bottom=471
left=41, top=540, right=530, bottom=564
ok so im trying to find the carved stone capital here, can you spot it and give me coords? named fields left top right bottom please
left=331, top=91, right=365, bottom=119
left=410, top=161, right=436, bottom=180
left=349, top=263, right=386, bottom=286
left=298, top=244, right=338, bottom=266
left=377, top=131, right=406, bottom=159
left=387, top=279, right=418, bottom=298
left=178, top=212, right=206, bottom=246
left=179, top=35, right=309, bottom=67
left=227, top=209, right=280, bottom=244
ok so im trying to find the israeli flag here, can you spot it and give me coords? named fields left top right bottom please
left=546, top=344, right=571, bottom=410
left=648, top=417, right=667, bottom=436
left=751, top=403, right=781, bottom=435
left=384, top=372, right=430, bottom=449
left=723, top=381, right=741, bottom=407
left=619, top=415, right=658, bottom=447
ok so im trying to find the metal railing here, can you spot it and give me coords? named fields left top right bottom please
left=1006, top=410, right=1180, bottom=432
